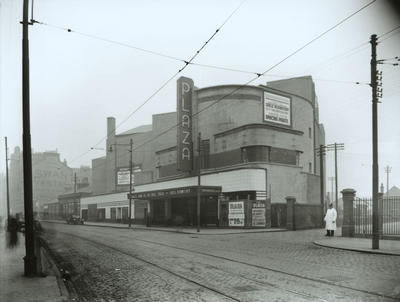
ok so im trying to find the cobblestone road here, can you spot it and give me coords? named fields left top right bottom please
left=41, top=222, right=400, bottom=302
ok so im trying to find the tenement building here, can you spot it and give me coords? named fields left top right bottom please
left=83, top=76, right=325, bottom=228
left=9, top=147, right=92, bottom=216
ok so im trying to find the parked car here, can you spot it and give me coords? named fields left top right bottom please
left=66, top=215, right=84, bottom=225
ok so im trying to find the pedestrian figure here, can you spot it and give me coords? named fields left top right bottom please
left=6, top=216, right=19, bottom=248
left=324, top=203, right=337, bottom=237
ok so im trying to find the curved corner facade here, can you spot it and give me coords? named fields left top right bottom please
left=85, top=76, right=325, bottom=228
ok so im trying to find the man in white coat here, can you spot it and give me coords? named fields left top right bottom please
left=324, top=203, right=337, bottom=237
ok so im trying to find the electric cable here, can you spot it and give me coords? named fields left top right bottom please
left=33, top=20, right=185, bottom=63
left=126, top=0, right=378, bottom=155
left=67, top=0, right=247, bottom=164
left=32, top=0, right=377, bottom=165
left=258, top=0, right=376, bottom=77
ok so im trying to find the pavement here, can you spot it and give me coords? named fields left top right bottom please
left=0, top=228, right=68, bottom=302
left=44, top=219, right=287, bottom=234
left=46, top=220, right=400, bottom=255
left=314, top=236, right=400, bottom=256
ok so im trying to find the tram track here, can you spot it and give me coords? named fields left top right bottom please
left=43, top=229, right=241, bottom=301
left=43, top=226, right=399, bottom=301
left=131, top=236, right=399, bottom=301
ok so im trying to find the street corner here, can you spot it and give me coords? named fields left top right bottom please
left=313, top=236, right=400, bottom=256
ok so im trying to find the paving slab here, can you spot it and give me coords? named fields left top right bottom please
left=314, top=236, right=400, bottom=256
left=0, top=230, right=67, bottom=302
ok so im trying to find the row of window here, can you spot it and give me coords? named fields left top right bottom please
left=241, top=146, right=299, bottom=165
left=199, top=144, right=299, bottom=168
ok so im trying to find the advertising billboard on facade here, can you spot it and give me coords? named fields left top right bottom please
left=263, top=91, right=291, bottom=126
left=177, top=77, right=194, bottom=172
left=117, top=166, right=141, bottom=186
left=228, top=201, right=244, bottom=226
left=252, top=202, right=266, bottom=227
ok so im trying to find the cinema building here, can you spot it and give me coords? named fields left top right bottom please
left=82, top=76, right=325, bottom=228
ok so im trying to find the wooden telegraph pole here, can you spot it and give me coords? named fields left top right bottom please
left=21, top=0, right=36, bottom=276
left=370, top=34, right=381, bottom=250
left=327, top=143, right=344, bottom=211
left=316, top=145, right=326, bottom=225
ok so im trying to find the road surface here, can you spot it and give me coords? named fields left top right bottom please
left=40, top=222, right=400, bottom=302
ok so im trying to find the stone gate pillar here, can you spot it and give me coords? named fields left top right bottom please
left=341, top=189, right=356, bottom=237
left=286, top=196, right=296, bottom=231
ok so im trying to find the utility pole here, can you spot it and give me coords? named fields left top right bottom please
left=74, top=172, right=77, bottom=193
left=21, top=0, right=36, bottom=276
left=327, top=143, right=344, bottom=211
left=328, top=176, right=335, bottom=203
left=129, top=138, right=133, bottom=228
left=5, top=137, right=10, bottom=223
left=384, top=166, right=391, bottom=198
left=370, top=34, right=381, bottom=250
left=316, top=145, right=326, bottom=225
left=197, top=132, right=201, bottom=233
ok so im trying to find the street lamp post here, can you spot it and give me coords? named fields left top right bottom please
left=4, top=137, right=10, bottom=224
left=197, top=132, right=201, bottom=233
left=109, top=142, right=133, bottom=225
left=129, top=138, right=133, bottom=228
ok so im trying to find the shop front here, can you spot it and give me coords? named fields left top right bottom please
left=129, top=186, right=221, bottom=226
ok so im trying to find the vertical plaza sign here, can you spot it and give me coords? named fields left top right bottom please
left=177, top=77, right=194, bottom=171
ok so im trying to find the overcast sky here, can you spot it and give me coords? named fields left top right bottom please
left=0, top=0, right=399, bottom=199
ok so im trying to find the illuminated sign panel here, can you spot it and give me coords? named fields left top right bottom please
left=263, top=91, right=291, bottom=126
left=177, top=77, right=194, bottom=171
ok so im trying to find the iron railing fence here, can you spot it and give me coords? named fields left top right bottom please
left=354, top=196, right=400, bottom=238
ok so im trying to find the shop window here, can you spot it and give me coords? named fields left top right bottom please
left=241, top=146, right=269, bottom=163
left=222, top=139, right=227, bottom=150
left=270, top=147, right=297, bottom=165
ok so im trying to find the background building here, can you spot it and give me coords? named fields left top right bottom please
left=8, top=147, right=91, bottom=215
left=86, top=76, right=325, bottom=228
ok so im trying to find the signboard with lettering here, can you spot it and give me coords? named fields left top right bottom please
left=263, top=91, right=291, bottom=126
left=129, top=186, right=221, bottom=200
left=252, top=202, right=266, bottom=227
left=228, top=201, right=244, bottom=226
left=117, top=166, right=141, bottom=186
left=177, top=77, right=194, bottom=171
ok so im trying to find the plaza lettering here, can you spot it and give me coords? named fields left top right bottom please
left=177, top=77, right=194, bottom=171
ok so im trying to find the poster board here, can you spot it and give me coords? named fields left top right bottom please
left=228, top=201, right=244, bottom=226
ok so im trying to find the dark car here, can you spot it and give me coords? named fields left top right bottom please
left=66, top=215, right=84, bottom=225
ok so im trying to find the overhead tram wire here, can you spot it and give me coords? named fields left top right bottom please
left=190, top=62, right=368, bottom=85
left=258, top=0, right=376, bottom=77
left=33, top=19, right=367, bottom=86
left=126, top=0, right=378, bottom=156
left=35, top=0, right=374, bottom=165
left=378, top=24, right=400, bottom=39
left=66, top=0, right=248, bottom=164
left=32, top=22, right=185, bottom=63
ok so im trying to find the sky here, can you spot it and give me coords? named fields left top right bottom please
left=0, top=0, right=399, bottom=208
